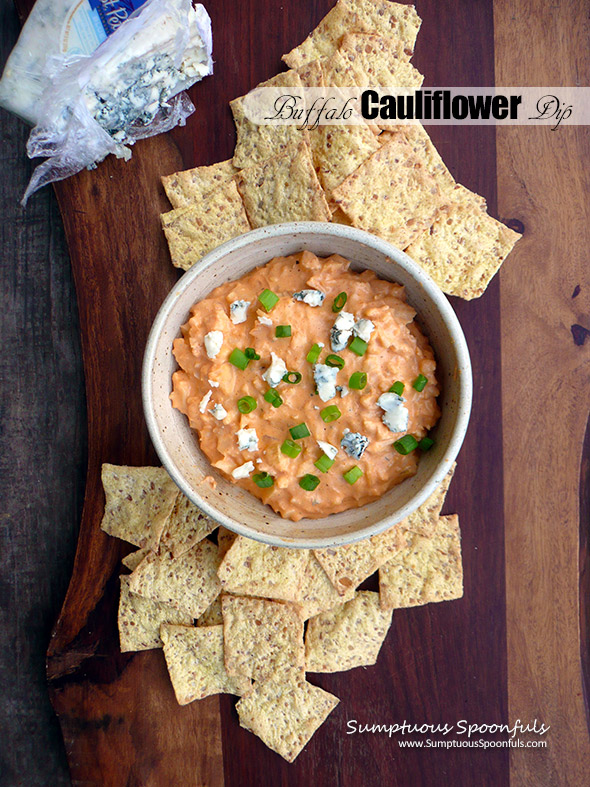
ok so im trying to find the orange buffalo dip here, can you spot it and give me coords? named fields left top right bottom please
left=170, top=251, right=440, bottom=521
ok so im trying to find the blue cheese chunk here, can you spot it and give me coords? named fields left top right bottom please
left=317, top=440, right=338, bottom=461
left=313, top=363, right=339, bottom=402
left=262, top=352, right=287, bottom=388
left=258, top=315, right=273, bottom=326
left=341, top=431, right=369, bottom=459
left=377, top=392, right=409, bottom=434
left=204, top=330, right=223, bottom=359
left=293, top=289, right=325, bottom=307
left=199, top=390, right=212, bottom=413
left=237, top=427, right=259, bottom=452
left=330, top=310, right=355, bottom=352
left=232, top=461, right=255, bottom=479
left=229, top=300, right=250, bottom=324
left=353, top=318, right=375, bottom=343
left=209, top=403, right=228, bottom=420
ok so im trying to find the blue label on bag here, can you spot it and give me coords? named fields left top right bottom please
left=60, top=0, right=147, bottom=55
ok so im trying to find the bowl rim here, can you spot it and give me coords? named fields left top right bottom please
left=142, top=221, right=472, bottom=548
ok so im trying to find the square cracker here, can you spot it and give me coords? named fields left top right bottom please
left=305, top=591, right=393, bottom=672
left=121, top=547, right=151, bottom=571
left=398, top=462, right=456, bottom=539
left=282, top=0, right=421, bottom=69
left=100, top=464, right=178, bottom=551
left=309, top=124, right=381, bottom=199
left=118, top=576, right=192, bottom=652
left=161, top=159, right=238, bottom=209
left=222, top=595, right=304, bottom=682
left=128, top=538, right=221, bottom=619
left=161, top=180, right=251, bottom=271
left=293, top=555, right=355, bottom=620
left=236, top=678, right=339, bottom=763
left=236, top=141, right=331, bottom=227
left=217, top=526, right=237, bottom=561
left=379, top=514, right=463, bottom=609
left=217, top=536, right=309, bottom=602
left=196, top=596, right=223, bottom=627
left=338, top=33, right=424, bottom=88
left=160, top=494, right=217, bottom=558
left=332, top=135, right=445, bottom=249
left=405, top=191, right=522, bottom=299
left=161, top=623, right=251, bottom=704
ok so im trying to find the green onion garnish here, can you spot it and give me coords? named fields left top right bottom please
left=349, top=371, right=367, bottom=390
left=264, top=389, right=283, bottom=408
left=306, top=343, right=322, bottom=364
left=283, top=371, right=302, bottom=384
left=245, top=347, right=260, bottom=360
left=281, top=439, right=302, bottom=458
left=325, top=354, right=345, bottom=369
left=229, top=348, right=249, bottom=370
left=413, top=374, right=428, bottom=392
left=389, top=381, right=405, bottom=395
left=343, top=466, right=363, bottom=484
left=299, top=474, right=320, bottom=491
left=349, top=337, right=368, bottom=356
left=393, top=434, right=419, bottom=455
left=332, top=292, right=347, bottom=312
left=320, top=405, right=341, bottom=423
left=253, top=472, right=274, bottom=488
left=258, top=289, right=279, bottom=312
left=314, top=454, right=335, bottom=473
left=289, top=423, right=310, bottom=440
left=237, top=395, right=257, bottom=414
left=275, top=325, right=292, bottom=338
left=418, top=436, right=435, bottom=451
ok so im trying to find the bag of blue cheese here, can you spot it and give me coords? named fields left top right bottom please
left=1, top=0, right=213, bottom=204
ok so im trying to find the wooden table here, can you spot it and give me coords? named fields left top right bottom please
left=2, top=0, right=590, bottom=784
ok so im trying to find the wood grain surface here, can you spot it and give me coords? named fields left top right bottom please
left=1, top=0, right=588, bottom=784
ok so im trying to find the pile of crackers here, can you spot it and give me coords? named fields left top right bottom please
left=160, top=0, right=520, bottom=300
left=102, top=462, right=462, bottom=762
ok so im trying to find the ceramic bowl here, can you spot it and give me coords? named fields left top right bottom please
left=143, top=222, right=472, bottom=548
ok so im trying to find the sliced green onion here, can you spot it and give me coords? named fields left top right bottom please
left=320, top=405, right=341, bottom=423
left=418, top=436, right=435, bottom=452
left=413, top=374, right=428, bottom=392
left=275, top=325, right=292, bottom=338
left=299, top=474, right=320, bottom=491
left=253, top=472, right=274, bottom=488
left=332, top=292, right=348, bottom=312
left=258, top=289, right=279, bottom=312
left=314, top=454, right=335, bottom=473
left=306, top=343, right=322, bottom=364
left=389, top=381, right=405, bottom=395
left=245, top=347, right=260, bottom=360
left=349, top=337, right=368, bottom=357
left=264, top=389, right=283, bottom=408
left=283, top=371, right=302, bottom=384
left=325, top=354, right=345, bottom=369
left=393, top=434, right=419, bottom=455
left=229, top=348, right=249, bottom=370
left=343, top=466, right=363, bottom=485
left=349, top=371, right=367, bottom=390
left=281, top=439, right=302, bottom=458
left=237, top=395, right=257, bottom=414
left=289, top=422, right=310, bottom=440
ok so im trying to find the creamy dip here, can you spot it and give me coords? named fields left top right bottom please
left=171, top=251, right=440, bottom=521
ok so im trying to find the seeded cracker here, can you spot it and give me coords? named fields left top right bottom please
left=309, top=124, right=381, bottom=200
left=338, top=33, right=424, bottom=88
left=121, top=547, right=150, bottom=571
left=161, top=159, right=238, bottom=209
left=161, top=623, right=251, bottom=703
left=100, top=464, right=179, bottom=551
left=398, top=462, right=456, bottom=539
left=118, top=576, right=192, bottom=652
left=282, top=0, right=421, bottom=69
left=332, top=136, right=445, bottom=249
left=297, top=59, right=324, bottom=88
left=379, top=515, right=463, bottom=609
left=293, top=554, right=355, bottom=620
left=222, top=595, right=305, bottom=682
left=236, top=679, right=339, bottom=763
left=196, top=596, right=224, bottom=626
left=128, top=538, right=221, bottom=619
left=159, top=493, right=217, bottom=558
left=236, top=141, right=332, bottom=227
left=161, top=180, right=251, bottom=271
left=305, top=591, right=393, bottom=672
left=217, top=526, right=237, bottom=560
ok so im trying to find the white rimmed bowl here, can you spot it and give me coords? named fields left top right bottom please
left=143, top=222, right=472, bottom=548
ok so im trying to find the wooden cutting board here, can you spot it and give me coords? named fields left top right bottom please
left=11, top=0, right=590, bottom=783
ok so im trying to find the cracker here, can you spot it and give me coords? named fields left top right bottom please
left=100, top=464, right=178, bottom=551
left=399, top=462, right=456, bottom=538
left=161, top=180, right=251, bottom=271
left=128, top=539, right=221, bottom=619
left=217, top=536, right=309, bottom=602
left=196, top=596, right=224, bottom=627
left=338, top=33, right=424, bottom=88
left=160, top=493, right=217, bottom=558
left=297, top=59, right=324, bottom=88
left=293, top=554, right=355, bottom=620
left=332, top=136, right=445, bottom=249
left=236, top=678, right=339, bottom=763
left=118, top=576, right=192, bottom=652
left=121, top=547, right=151, bottom=571
left=231, top=71, right=309, bottom=169
left=161, top=159, right=238, bottom=209
left=330, top=206, right=353, bottom=225
left=379, top=514, right=463, bottom=609
left=309, top=124, right=381, bottom=199
left=236, top=141, right=331, bottom=227
left=379, top=124, right=458, bottom=195
left=217, top=526, right=237, bottom=560
left=161, top=623, right=251, bottom=704
left=222, top=595, right=304, bottom=682
left=305, top=591, right=393, bottom=672
left=405, top=196, right=521, bottom=299
left=282, top=0, right=421, bottom=69
left=320, top=50, right=361, bottom=88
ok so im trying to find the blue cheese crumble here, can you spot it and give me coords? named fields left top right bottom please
left=330, top=310, right=355, bottom=352
left=209, top=403, right=228, bottom=420
left=377, top=392, right=409, bottom=433
left=204, top=330, right=223, bottom=358
left=317, top=440, right=338, bottom=460
left=313, top=363, right=339, bottom=402
left=237, top=427, right=259, bottom=452
left=199, top=390, right=212, bottom=413
left=229, top=300, right=250, bottom=324
left=353, top=318, right=375, bottom=343
left=262, top=352, right=287, bottom=388
left=293, top=289, right=325, bottom=307
left=232, top=461, right=254, bottom=479
left=341, top=431, right=369, bottom=459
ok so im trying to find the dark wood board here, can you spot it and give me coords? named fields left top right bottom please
left=3, top=0, right=589, bottom=784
